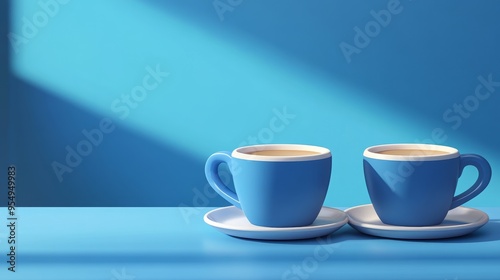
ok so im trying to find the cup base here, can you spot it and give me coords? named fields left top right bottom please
left=245, top=212, right=319, bottom=228
left=249, top=220, right=315, bottom=228
left=378, top=218, right=443, bottom=227
left=377, top=212, right=447, bottom=227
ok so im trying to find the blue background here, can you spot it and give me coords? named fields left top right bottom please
left=2, top=0, right=499, bottom=207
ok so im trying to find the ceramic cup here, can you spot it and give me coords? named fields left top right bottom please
left=205, top=144, right=332, bottom=227
left=363, top=144, right=492, bottom=226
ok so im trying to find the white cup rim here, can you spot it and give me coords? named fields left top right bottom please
left=233, top=144, right=331, bottom=162
left=363, top=144, right=459, bottom=161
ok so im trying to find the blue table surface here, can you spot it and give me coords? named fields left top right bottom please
left=0, top=207, right=499, bottom=280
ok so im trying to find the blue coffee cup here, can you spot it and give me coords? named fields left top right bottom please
left=205, top=144, right=332, bottom=227
left=363, top=144, right=492, bottom=226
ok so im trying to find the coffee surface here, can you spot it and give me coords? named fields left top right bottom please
left=377, top=149, right=448, bottom=156
left=248, top=150, right=320, bottom=156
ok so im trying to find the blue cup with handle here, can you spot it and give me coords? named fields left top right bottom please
left=205, top=144, right=332, bottom=227
left=363, top=144, right=492, bottom=226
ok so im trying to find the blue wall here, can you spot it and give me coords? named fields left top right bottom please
left=1, top=0, right=10, bottom=199
left=4, top=0, right=500, bottom=208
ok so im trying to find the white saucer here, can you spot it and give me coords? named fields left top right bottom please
left=204, top=206, right=348, bottom=240
left=345, top=204, right=489, bottom=240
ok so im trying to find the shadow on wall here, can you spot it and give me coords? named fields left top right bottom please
left=7, top=76, right=228, bottom=207
left=143, top=0, right=500, bottom=155
left=1, top=0, right=10, bottom=190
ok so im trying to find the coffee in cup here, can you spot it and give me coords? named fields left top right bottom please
left=247, top=150, right=321, bottom=156
left=376, top=149, right=448, bottom=156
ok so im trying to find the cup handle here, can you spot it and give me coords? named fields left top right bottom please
left=450, top=154, right=492, bottom=209
left=204, top=151, right=241, bottom=208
